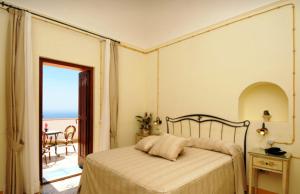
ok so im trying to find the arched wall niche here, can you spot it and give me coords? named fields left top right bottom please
left=239, top=82, right=288, bottom=122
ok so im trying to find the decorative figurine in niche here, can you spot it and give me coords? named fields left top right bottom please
left=263, top=110, right=272, bottom=122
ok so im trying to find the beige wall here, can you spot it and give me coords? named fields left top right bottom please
left=116, top=49, right=160, bottom=147
left=239, top=82, right=289, bottom=122
left=117, top=46, right=149, bottom=146
left=0, top=9, right=153, bottom=189
left=1, top=0, right=300, bottom=193
left=144, top=52, right=158, bottom=114
left=157, top=5, right=292, bottom=121
left=31, top=18, right=102, bottom=153
left=0, top=12, right=103, bottom=189
left=0, top=9, right=8, bottom=192
left=143, top=1, right=300, bottom=193
left=5, top=0, right=277, bottom=49
left=31, top=22, right=162, bottom=151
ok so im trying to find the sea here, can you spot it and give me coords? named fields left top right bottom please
left=43, top=111, right=78, bottom=119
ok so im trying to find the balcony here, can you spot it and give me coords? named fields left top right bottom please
left=42, top=118, right=79, bottom=142
left=42, top=118, right=81, bottom=183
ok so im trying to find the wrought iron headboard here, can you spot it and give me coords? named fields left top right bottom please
left=166, top=114, right=250, bottom=163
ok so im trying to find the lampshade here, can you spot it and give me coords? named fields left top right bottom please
left=256, top=122, right=268, bottom=136
left=153, top=116, right=162, bottom=125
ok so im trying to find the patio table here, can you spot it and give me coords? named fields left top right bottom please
left=46, top=130, right=62, bottom=156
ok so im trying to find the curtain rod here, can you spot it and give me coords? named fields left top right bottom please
left=0, top=1, right=121, bottom=44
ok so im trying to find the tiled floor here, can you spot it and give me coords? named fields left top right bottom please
left=42, top=175, right=80, bottom=194
left=42, top=143, right=82, bottom=183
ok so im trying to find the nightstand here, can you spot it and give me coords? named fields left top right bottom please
left=248, top=148, right=291, bottom=194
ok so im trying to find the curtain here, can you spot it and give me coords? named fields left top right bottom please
left=6, top=9, right=26, bottom=194
left=23, top=12, right=40, bottom=194
left=6, top=9, right=38, bottom=194
left=99, top=40, right=111, bottom=151
left=109, top=41, right=119, bottom=148
left=100, top=40, right=119, bottom=150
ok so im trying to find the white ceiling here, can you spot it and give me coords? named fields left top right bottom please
left=6, top=0, right=278, bottom=49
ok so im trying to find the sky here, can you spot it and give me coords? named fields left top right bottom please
left=43, top=65, right=80, bottom=115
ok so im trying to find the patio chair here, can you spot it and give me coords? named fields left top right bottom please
left=42, top=131, right=52, bottom=165
left=57, top=125, right=76, bottom=155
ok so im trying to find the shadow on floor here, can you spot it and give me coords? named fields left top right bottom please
left=43, top=143, right=82, bottom=183
left=42, top=175, right=80, bottom=194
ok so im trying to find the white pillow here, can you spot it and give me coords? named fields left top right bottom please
left=191, top=137, right=243, bottom=155
left=148, top=134, right=188, bottom=161
left=135, top=135, right=161, bottom=152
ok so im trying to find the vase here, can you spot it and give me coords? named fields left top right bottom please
left=141, top=129, right=150, bottom=136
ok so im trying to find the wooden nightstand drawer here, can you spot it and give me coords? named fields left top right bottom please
left=253, top=156, right=282, bottom=171
left=249, top=149, right=291, bottom=194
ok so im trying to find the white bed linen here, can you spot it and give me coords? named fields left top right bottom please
left=79, top=146, right=236, bottom=194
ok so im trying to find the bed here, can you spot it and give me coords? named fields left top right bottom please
left=79, top=114, right=250, bottom=194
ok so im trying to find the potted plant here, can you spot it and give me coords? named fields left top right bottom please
left=136, top=112, right=153, bottom=136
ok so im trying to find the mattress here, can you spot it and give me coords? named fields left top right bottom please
left=79, top=146, right=235, bottom=194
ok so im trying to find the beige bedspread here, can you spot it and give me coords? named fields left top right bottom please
left=79, top=146, right=237, bottom=194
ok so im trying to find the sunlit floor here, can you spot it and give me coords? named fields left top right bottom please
left=42, top=175, right=80, bottom=194
left=42, top=143, right=82, bottom=183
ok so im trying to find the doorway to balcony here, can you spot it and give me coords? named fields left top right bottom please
left=39, top=58, right=93, bottom=184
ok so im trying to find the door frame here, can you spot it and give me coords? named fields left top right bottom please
left=39, top=57, right=94, bottom=184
